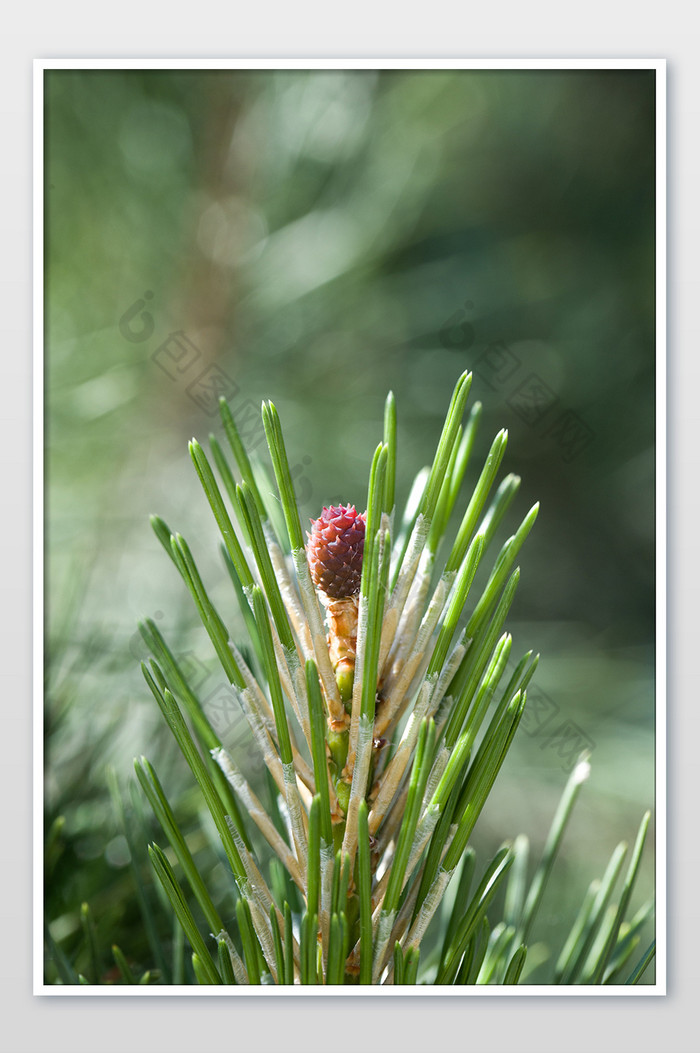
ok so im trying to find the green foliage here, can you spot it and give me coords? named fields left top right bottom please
left=46, top=374, right=653, bottom=986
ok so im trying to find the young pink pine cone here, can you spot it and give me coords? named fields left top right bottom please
left=307, top=505, right=366, bottom=713
left=306, top=505, right=366, bottom=600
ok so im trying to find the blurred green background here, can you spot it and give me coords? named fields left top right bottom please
left=44, top=68, right=656, bottom=982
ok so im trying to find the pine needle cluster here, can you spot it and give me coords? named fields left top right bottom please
left=122, top=371, right=654, bottom=987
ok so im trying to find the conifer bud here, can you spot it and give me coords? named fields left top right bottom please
left=306, top=505, right=366, bottom=600
left=307, top=504, right=366, bottom=713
